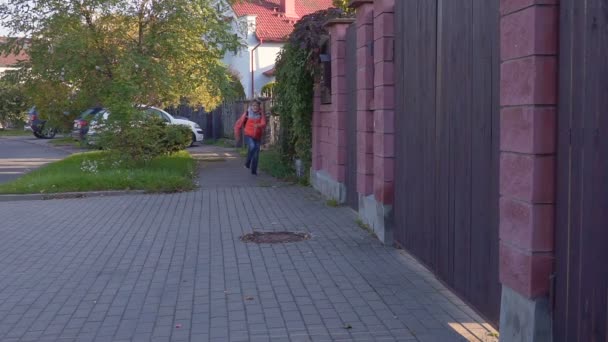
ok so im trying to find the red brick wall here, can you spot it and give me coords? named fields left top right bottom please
left=372, top=0, right=395, bottom=205
left=499, top=0, right=558, bottom=298
left=355, top=2, right=375, bottom=196
left=313, top=21, right=352, bottom=182
left=313, top=0, right=396, bottom=207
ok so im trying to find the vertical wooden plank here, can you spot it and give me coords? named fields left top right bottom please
left=555, top=0, right=573, bottom=338
left=395, top=0, right=406, bottom=247
left=420, top=0, right=438, bottom=269
left=345, top=24, right=358, bottom=211
left=395, top=0, right=417, bottom=247
left=554, top=0, right=608, bottom=340
left=469, top=0, right=500, bottom=323
left=405, top=0, right=420, bottom=257
left=442, top=0, right=473, bottom=297
left=394, top=0, right=501, bottom=326
left=578, top=3, right=594, bottom=339
left=435, top=0, right=453, bottom=284
left=411, top=0, right=424, bottom=261
left=566, top=1, right=585, bottom=340
left=579, top=1, right=607, bottom=340
left=489, top=0, right=502, bottom=322
left=595, top=3, right=608, bottom=337
left=403, top=0, right=419, bottom=250
left=441, top=0, right=457, bottom=294
left=394, top=0, right=403, bottom=245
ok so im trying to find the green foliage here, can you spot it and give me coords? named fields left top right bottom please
left=0, top=0, right=241, bottom=127
left=163, top=125, right=193, bottom=153
left=261, top=82, right=276, bottom=97
left=0, top=75, right=27, bottom=126
left=355, top=218, right=377, bottom=238
left=225, top=72, right=246, bottom=100
left=326, top=199, right=339, bottom=207
left=275, top=43, right=313, bottom=165
left=258, top=149, right=294, bottom=180
left=332, top=0, right=354, bottom=14
left=97, top=115, right=191, bottom=163
left=0, top=129, right=29, bottom=136
left=49, top=137, right=86, bottom=148
left=0, top=150, right=196, bottom=194
left=286, top=8, right=351, bottom=74
left=274, top=8, right=349, bottom=173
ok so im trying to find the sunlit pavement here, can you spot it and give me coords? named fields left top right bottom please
left=0, top=145, right=498, bottom=341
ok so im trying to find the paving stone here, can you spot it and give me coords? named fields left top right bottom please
left=0, top=145, right=497, bottom=342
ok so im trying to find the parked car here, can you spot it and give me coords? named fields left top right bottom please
left=24, top=106, right=57, bottom=139
left=72, top=105, right=204, bottom=146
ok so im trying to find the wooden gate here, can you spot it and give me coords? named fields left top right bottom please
left=394, top=0, right=501, bottom=324
left=345, top=23, right=358, bottom=210
left=554, top=0, right=608, bottom=340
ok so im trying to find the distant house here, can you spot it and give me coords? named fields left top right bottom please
left=221, top=0, right=333, bottom=98
left=0, top=38, right=29, bottom=74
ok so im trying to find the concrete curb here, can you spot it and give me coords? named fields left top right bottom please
left=0, top=190, right=147, bottom=202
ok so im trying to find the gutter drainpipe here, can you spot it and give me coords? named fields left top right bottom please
left=251, top=38, right=263, bottom=98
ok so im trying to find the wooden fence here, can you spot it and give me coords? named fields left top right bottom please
left=554, top=0, right=608, bottom=340
left=166, top=98, right=280, bottom=147
left=394, top=0, right=501, bottom=325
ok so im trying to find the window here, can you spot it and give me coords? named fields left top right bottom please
left=144, top=108, right=171, bottom=122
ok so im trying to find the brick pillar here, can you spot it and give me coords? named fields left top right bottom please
left=351, top=0, right=374, bottom=196
left=310, top=19, right=353, bottom=202
left=350, top=0, right=395, bottom=245
left=372, top=0, right=395, bottom=206
left=327, top=20, right=351, bottom=185
left=498, top=1, right=558, bottom=341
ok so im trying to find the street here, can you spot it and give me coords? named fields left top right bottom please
left=0, top=136, right=70, bottom=183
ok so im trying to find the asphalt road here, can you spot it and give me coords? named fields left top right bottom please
left=0, top=136, right=69, bottom=184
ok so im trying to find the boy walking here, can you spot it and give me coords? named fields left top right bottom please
left=234, top=99, right=267, bottom=175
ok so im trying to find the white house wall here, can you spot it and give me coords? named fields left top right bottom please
left=223, top=41, right=282, bottom=99
left=220, top=4, right=284, bottom=99
left=0, top=67, right=17, bottom=74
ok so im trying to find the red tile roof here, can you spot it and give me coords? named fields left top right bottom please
left=232, top=0, right=334, bottom=42
left=0, top=38, right=29, bottom=67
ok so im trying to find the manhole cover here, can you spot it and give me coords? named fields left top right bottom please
left=240, top=231, right=311, bottom=244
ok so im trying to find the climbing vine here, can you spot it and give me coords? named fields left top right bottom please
left=332, top=0, right=354, bottom=14
left=274, top=7, right=351, bottom=172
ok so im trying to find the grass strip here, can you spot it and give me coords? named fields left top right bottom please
left=0, top=129, right=30, bottom=137
left=0, top=150, right=197, bottom=194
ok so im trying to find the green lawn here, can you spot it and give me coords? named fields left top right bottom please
left=0, top=129, right=30, bottom=137
left=0, top=150, right=197, bottom=194
left=49, top=137, right=84, bottom=148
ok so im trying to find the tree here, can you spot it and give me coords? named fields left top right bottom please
left=274, top=8, right=348, bottom=169
left=0, top=75, right=27, bottom=127
left=332, top=0, right=353, bottom=13
left=0, top=0, right=241, bottom=122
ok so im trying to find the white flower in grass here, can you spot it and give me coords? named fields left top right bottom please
left=80, top=159, right=99, bottom=174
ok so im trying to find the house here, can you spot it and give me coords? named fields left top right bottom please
left=221, top=0, right=333, bottom=98
left=313, top=0, right=606, bottom=341
left=0, top=38, right=28, bottom=74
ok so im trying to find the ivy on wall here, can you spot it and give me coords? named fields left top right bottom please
left=332, top=0, right=354, bottom=14
left=274, top=8, right=351, bottom=172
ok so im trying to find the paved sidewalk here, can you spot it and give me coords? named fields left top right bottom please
left=0, top=146, right=498, bottom=341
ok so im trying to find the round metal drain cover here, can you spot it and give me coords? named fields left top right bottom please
left=240, top=231, right=311, bottom=244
